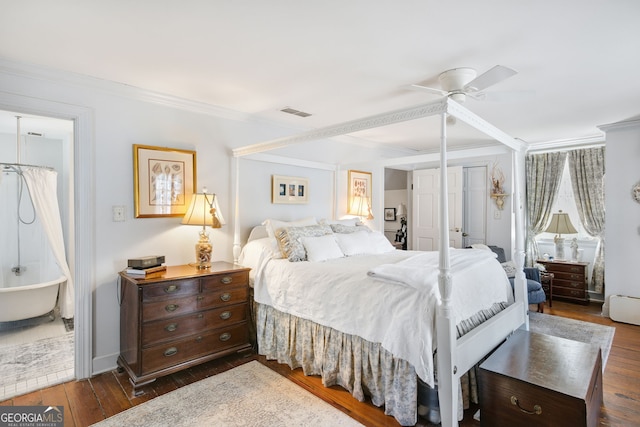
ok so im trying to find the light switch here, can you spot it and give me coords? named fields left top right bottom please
left=493, top=210, right=501, bottom=220
left=112, top=206, right=125, bottom=222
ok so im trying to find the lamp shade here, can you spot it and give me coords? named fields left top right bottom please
left=350, top=195, right=374, bottom=220
left=182, top=192, right=225, bottom=228
left=397, top=203, right=407, bottom=217
left=544, top=211, right=577, bottom=236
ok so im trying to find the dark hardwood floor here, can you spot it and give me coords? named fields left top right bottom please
left=1, top=301, right=638, bottom=426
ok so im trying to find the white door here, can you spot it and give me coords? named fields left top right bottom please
left=412, top=166, right=463, bottom=250
left=463, top=166, right=487, bottom=247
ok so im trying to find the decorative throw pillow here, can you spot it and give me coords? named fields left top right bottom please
left=262, top=217, right=318, bottom=239
left=319, top=218, right=362, bottom=226
left=301, top=234, right=344, bottom=262
left=276, top=224, right=333, bottom=262
left=330, top=223, right=371, bottom=234
left=501, top=261, right=518, bottom=278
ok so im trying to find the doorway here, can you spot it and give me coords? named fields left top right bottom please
left=0, top=110, right=75, bottom=400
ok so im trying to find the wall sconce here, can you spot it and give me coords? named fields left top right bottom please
left=490, top=161, right=509, bottom=210
left=544, top=210, right=577, bottom=260
left=181, top=188, right=225, bottom=269
left=350, top=195, right=374, bottom=220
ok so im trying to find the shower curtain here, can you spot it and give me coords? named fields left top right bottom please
left=22, top=167, right=74, bottom=319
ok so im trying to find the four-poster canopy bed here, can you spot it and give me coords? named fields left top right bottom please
left=231, top=97, right=530, bottom=427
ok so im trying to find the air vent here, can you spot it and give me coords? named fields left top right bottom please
left=280, top=107, right=312, bottom=118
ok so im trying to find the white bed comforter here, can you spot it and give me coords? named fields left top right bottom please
left=249, top=247, right=513, bottom=386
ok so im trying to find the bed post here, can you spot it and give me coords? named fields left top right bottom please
left=512, top=148, right=529, bottom=329
left=232, top=156, right=242, bottom=264
left=436, top=110, right=459, bottom=427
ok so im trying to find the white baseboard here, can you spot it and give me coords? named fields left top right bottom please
left=92, top=352, right=119, bottom=376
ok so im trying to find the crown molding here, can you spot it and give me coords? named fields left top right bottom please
left=0, top=57, right=252, bottom=121
left=526, top=134, right=605, bottom=153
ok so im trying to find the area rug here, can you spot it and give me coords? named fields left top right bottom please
left=91, top=361, right=363, bottom=427
left=0, top=331, right=74, bottom=386
left=529, top=312, right=615, bottom=368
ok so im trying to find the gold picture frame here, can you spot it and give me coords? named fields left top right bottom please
left=272, top=175, right=309, bottom=204
left=347, top=170, right=372, bottom=214
left=133, top=144, right=197, bottom=218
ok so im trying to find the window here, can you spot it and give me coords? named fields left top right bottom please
left=537, top=158, right=595, bottom=242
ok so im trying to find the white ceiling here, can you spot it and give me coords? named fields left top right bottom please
left=1, top=1, right=639, bottom=154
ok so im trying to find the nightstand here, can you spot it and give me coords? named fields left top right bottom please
left=117, top=262, right=252, bottom=395
left=537, top=259, right=589, bottom=305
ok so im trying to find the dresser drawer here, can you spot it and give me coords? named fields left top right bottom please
left=142, top=278, right=199, bottom=301
left=201, top=271, right=248, bottom=291
left=140, top=323, right=249, bottom=375
left=546, top=263, right=586, bottom=275
left=552, top=271, right=586, bottom=282
left=142, top=304, right=249, bottom=347
left=553, top=286, right=587, bottom=299
left=199, top=286, right=248, bottom=308
left=142, top=295, right=199, bottom=322
left=554, top=279, right=586, bottom=289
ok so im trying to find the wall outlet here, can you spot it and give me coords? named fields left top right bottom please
left=493, top=209, right=501, bottom=220
left=112, top=205, right=125, bottom=222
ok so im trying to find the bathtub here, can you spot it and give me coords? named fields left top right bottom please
left=0, top=263, right=65, bottom=322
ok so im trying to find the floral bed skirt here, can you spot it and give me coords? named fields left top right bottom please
left=254, top=300, right=508, bottom=426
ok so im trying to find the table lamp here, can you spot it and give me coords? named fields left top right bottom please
left=181, top=188, right=225, bottom=269
left=544, top=210, right=577, bottom=260
left=350, top=195, right=374, bottom=220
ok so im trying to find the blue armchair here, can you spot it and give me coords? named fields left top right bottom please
left=487, top=246, right=546, bottom=313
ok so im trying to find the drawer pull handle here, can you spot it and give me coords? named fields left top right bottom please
left=165, top=304, right=179, bottom=312
left=510, top=396, right=542, bottom=415
left=219, top=332, right=231, bottom=342
left=220, top=311, right=232, bottom=320
left=197, top=296, right=204, bottom=301
left=164, top=323, right=178, bottom=332
left=196, top=336, right=203, bottom=342
left=164, top=284, right=178, bottom=293
left=220, top=293, right=231, bottom=302
left=197, top=313, right=204, bottom=319
left=164, top=347, right=178, bottom=357
left=221, top=276, right=232, bottom=284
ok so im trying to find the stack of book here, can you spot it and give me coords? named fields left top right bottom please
left=124, top=264, right=167, bottom=279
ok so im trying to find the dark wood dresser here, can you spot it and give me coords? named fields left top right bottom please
left=479, top=330, right=602, bottom=427
left=118, top=262, right=252, bottom=394
left=537, top=259, right=589, bottom=304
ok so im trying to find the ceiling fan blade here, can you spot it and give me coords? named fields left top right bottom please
left=464, top=65, right=517, bottom=92
left=407, top=84, right=447, bottom=96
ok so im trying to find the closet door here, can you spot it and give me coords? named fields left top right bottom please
left=463, top=166, right=487, bottom=247
left=412, top=166, right=463, bottom=250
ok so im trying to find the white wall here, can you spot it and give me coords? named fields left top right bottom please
left=599, top=118, right=640, bottom=316
left=0, top=61, right=334, bottom=375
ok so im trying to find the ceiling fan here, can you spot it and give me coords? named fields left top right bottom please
left=409, top=65, right=518, bottom=103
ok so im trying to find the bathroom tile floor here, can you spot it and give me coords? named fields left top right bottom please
left=0, top=312, right=74, bottom=400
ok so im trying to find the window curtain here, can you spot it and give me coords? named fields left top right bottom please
left=525, top=152, right=567, bottom=266
left=567, top=147, right=605, bottom=293
left=22, top=167, right=75, bottom=319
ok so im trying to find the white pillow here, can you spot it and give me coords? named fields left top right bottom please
left=262, top=217, right=318, bottom=239
left=301, top=234, right=344, bottom=262
left=335, top=230, right=371, bottom=256
left=470, top=243, right=491, bottom=251
left=368, top=231, right=396, bottom=254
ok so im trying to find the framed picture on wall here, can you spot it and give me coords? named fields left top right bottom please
left=384, top=208, right=396, bottom=221
left=272, top=175, right=309, bottom=204
left=347, top=170, right=372, bottom=215
left=133, top=144, right=197, bottom=218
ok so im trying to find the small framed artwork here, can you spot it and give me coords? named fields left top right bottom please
left=384, top=208, right=397, bottom=221
left=347, top=170, right=372, bottom=215
left=133, top=144, right=197, bottom=218
left=272, top=175, right=309, bottom=204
